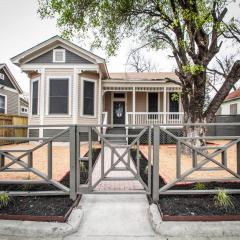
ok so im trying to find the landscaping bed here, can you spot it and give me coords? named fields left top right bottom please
left=131, top=149, right=240, bottom=221
left=0, top=148, right=101, bottom=222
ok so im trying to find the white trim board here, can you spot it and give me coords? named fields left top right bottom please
left=0, top=94, right=7, bottom=114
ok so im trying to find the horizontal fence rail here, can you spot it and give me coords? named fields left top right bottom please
left=0, top=123, right=239, bottom=200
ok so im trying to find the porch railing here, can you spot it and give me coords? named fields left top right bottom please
left=126, top=112, right=184, bottom=125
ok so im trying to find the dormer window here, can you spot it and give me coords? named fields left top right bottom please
left=53, top=49, right=65, bottom=63
left=0, top=73, right=4, bottom=80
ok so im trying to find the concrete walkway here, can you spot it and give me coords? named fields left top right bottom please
left=65, top=194, right=158, bottom=240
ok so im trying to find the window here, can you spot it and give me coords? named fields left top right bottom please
left=0, top=73, right=4, bottom=80
left=114, top=93, right=125, bottom=98
left=83, top=80, right=95, bottom=116
left=32, top=80, right=39, bottom=115
left=49, top=78, right=69, bottom=114
left=230, top=103, right=237, bottom=115
left=148, top=93, right=158, bottom=112
left=169, top=92, right=179, bottom=112
left=21, top=107, right=28, bottom=114
left=0, top=95, right=6, bottom=113
left=53, top=49, right=65, bottom=63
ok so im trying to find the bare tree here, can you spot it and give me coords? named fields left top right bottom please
left=127, top=50, right=158, bottom=72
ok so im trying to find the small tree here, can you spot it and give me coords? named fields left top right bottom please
left=38, top=0, right=240, bottom=148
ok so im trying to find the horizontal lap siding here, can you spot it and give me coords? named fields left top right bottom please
left=136, top=92, right=146, bottom=112
left=28, top=47, right=92, bottom=64
left=0, top=89, right=19, bottom=115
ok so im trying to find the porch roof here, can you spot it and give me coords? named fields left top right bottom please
left=108, top=72, right=180, bottom=82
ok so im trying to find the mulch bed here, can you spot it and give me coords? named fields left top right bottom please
left=131, top=149, right=240, bottom=220
left=0, top=148, right=101, bottom=222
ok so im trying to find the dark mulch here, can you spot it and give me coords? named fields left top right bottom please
left=0, top=148, right=101, bottom=217
left=130, top=149, right=240, bottom=216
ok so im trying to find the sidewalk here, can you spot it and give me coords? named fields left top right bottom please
left=65, top=194, right=158, bottom=240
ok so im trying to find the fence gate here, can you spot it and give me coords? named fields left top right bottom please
left=70, top=125, right=152, bottom=197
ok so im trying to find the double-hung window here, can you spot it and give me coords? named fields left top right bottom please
left=0, top=95, right=6, bottom=113
left=82, top=79, right=95, bottom=116
left=32, top=80, right=39, bottom=115
left=49, top=78, right=69, bottom=114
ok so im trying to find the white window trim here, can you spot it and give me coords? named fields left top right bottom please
left=46, top=76, right=72, bottom=116
left=31, top=77, right=40, bottom=116
left=0, top=94, right=7, bottom=114
left=21, top=106, right=28, bottom=114
left=0, top=73, right=5, bottom=80
left=53, top=49, right=66, bottom=63
left=80, top=77, right=97, bottom=118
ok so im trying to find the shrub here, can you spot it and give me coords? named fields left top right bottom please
left=214, top=188, right=234, bottom=211
left=80, top=162, right=87, bottom=172
left=193, top=182, right=206, bottom=190
left=0, top=192, right=10, bottom=209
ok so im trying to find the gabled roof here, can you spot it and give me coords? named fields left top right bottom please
left=225, top=89, right=240, bottom=102
left=0, top=64, right=23, bottom=94
left=11, top=35, right=109, bottom=77
left=109, top=72, right=180, bottom=82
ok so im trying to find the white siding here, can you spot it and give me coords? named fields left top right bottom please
left=220, top=99, right=240, bottom=115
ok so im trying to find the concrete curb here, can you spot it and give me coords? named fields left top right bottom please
left=0, top=206, right=83, bottom=238
left=149, top=203, right=240, bottom=238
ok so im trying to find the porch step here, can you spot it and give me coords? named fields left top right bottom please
left=105, top=128, right=127, bottom=144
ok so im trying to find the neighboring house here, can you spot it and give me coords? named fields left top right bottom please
left=20, top=97, right=29, bottom=116
left=217, top=89, right=240, bottom=115
left=11, top=36, right=183, bottom=138
left=0, top=64, right=27, bottom=115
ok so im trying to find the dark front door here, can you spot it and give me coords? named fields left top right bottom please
left=113, top=101, right=125, bottom=124
left=148, top=93, right=158, bottom=112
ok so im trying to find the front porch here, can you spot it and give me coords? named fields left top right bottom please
left=101, top=84, right=184, bottom=126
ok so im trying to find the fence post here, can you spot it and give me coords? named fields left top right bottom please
left=153, top=125, right=160, bottom=202
left=70, top=125, right=77, bottom=200
left=237, top=142, right=240, bottom=175
left=0, top=153, right=4, bottom=168
left=176, top=141, right=181, bottom=178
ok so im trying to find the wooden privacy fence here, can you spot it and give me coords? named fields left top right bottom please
left=0, top=115, right=28, bottom=146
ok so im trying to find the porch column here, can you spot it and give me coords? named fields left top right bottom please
left=98, top=72, right=102, bottom=125
left=39, top=68, right=45, bottom=138
left=132, top=87, right=136, bottom=125
left=72, top=67, right=79, bottom=124
left=163, top=86, right=167, bottom=124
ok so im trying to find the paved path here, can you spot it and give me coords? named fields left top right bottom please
left=65, top=194, right=158, bottom=240
left=92, top=146, right=144, bottom=192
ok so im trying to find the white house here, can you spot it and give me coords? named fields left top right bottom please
left=218, top=89, right=240, bottom=115
left=11, top=36, right=183, bottom=138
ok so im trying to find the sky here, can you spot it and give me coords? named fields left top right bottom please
left=0, top=0, right=239, bottom=94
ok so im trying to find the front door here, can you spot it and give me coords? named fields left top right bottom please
left=113, top=101, right=125, bottom=124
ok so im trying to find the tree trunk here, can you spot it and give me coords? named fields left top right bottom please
left=182, top=114, right=207, bottom=155
left=180, top=72, right=207, bottom=155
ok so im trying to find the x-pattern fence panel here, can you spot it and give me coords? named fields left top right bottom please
left=74, top=125, right=152, bottom=195
left=0, top=125, right=71, bottom=196
left=151, top=123, right=240, bottom=202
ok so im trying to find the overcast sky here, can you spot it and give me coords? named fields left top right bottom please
left=0, top=0, right=239, bottom=94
